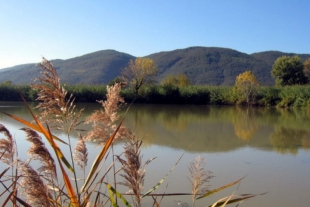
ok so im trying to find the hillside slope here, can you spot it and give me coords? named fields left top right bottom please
left=0, top=50, right=134, bottom=85
left=1, top=47, right=309, bottom=86
left=148, top=47, right=273, bottom=85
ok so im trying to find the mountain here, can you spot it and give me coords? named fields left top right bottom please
left=0, top=50, right=135, bottom=85
left=251, top=51, right=310, bottom=66
left=148, top=47, right=273, bottom=85
left=1, top=47, right=309, bottom=86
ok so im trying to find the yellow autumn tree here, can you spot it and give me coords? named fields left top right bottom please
left=161, top=73, right=191, bottom=87
left=235, top=71, right=260, bottom=105
left=121, top=57, right=158, bottom=95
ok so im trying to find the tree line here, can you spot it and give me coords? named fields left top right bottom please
left=1, top=55, right=310, bottom=107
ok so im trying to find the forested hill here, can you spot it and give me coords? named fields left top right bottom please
left=1, top=47, right=309, bottom=86
left=148, top=47, right=274, bottom=85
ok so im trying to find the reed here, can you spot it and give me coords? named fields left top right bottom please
left=0, top=58, right=262, bottom=206
left=189, top=156, right=213, bottom=205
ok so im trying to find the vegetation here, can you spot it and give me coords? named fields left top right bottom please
left=161, top=73, right=191, bottom=87
left=0, top=58, right=263, bottom=206
left=234, top=71, right=260, bottom=105
left=271, top=55, right=308, bottom=86
left=304, top=58, right=310, bottom=80
left=2, top=81, right=310, bottom=108
left=2, top=54, right=310, bottom=108
left=121, top=57, right=158, bottom=95
left=2, top=47, right=310, bottom=86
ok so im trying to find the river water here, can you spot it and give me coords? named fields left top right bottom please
left=0, top=102, right=310, bottom=206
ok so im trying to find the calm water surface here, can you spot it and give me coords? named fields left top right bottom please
left=0, top=102, right=310, bottom=206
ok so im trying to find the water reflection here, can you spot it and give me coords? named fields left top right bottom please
left=1, top=102, right=310, bottom=206
left=232, top=107, right=259, bottom=141
left=1, top=102, right=310, bottom=155
left=270, top=127, right=310, bottom=154
left=121, top=104, right=310, bottom=154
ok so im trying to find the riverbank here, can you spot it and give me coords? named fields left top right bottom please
left=1, top=83, right=310, bottom=107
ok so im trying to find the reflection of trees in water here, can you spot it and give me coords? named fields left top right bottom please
left=232, top=107, right=259, bottom=141
left=270, top=127, right=310, bottom=154
left=4, top=102, right=310, bottom=154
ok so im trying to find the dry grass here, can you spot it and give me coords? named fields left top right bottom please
left=32, top=57, right=84, bottom=133
left=0, top=124, right=15, bottom=165
left=84, top=83, right=130, bottom=145
left=117, top=133, right=145, bottom=207
left=74, top=133, right=88, bottom=171
left=22, top=127, right=57, bottom=179
left=189, top=156, right=214, bottom=204
left=17, top=160, right=52, bottom=207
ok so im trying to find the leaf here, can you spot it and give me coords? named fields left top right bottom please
left=142, top=153, right=184, bottom=198
left=209, top=193, right=268, bottom=207
left=0, top=166, right=10, bottom=179
left=197, top=176, right=245, bottom=200
left=105, top=183, right=132, bottom=207
left=81, top=118, right=124, bottom=192
left=55, top=130, right=79, bottom=207
left=107, top=185, right=118, bottom=207
left=5, top=191, right=32, bottom=207
left=1, top=111, right=67, bottom=145
left=0, top=177, right=32, bottom=207
left=2, top=95, right=74, bottom=172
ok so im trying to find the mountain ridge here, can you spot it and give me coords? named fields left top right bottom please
left=1, top=47, right=309, bottom=86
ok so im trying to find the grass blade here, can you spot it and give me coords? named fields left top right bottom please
left=44, top=124, right=79, bottom=206
left=1, top=111, right=67, bottom=144
left=197, top=176, right=245, bottom=200
left=0, top=179, right=32, bottom=207
left=107, top=185, right=118, bottom=207
left=3, top=95, right=74, bottom=172
left=81, top=117, right=124, bottom=192
left=57, top=154, right=79, bottom=207
left=209, top=193, right=268, bottom=207
left=105, top=183, right=132, bottom=207
left=0, top=166, right=10, bottom=179
left=142, top=153, right=184, bottom=198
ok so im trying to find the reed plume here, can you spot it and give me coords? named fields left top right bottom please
left=32, top=57, right=83, bottom=133
left=32, top=57, right=83, bottom=204
left=189, top=156, right=213, bottom=204
left=84, top=83, right=129, bottom=144
left=74, top=133, right=88, bottom=172
left=21, top=128, right=57, bottom=179
left=17, top=160, right=53, bottom=207
left=117, top=133, right=145, bottom=207
left=0, top=124, right=15, bottom=165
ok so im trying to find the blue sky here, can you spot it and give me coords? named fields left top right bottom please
left=1, top=0, right=309, bottom=69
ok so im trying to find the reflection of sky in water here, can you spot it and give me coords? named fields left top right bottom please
left=1, top=103, right=310, bottom=206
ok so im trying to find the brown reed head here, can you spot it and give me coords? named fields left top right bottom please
left=32, top=57, right=83, bottom=133
left=0, top=124, right=15, bottom=165
left=21, top=127, right=57, bottom=179
left=17, top=159, right=53, bottom=207
left=84, top=83, right=129, bottom=144
left=117, top=133, right=144, bottom=207
left=73, top=133, right=88, bottom=170
left=189, top=156, right=214, bottom=202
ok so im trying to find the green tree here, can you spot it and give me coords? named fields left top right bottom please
left=121, top=58, right=158, bottom=95
left=271, top=55, right=308, bottom=86
left=303, top=58, right=310, bottom=81
left=235, top=71, right=259, bottom=105
left=1, top=80, right=13, bottom=85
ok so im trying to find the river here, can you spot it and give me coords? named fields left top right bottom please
left=0, top=102, right=310, bottom=206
